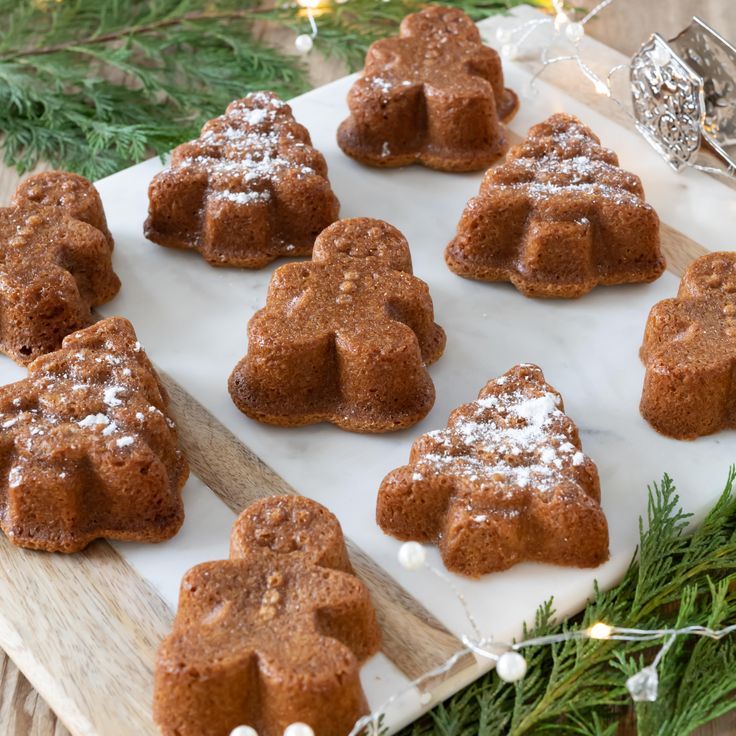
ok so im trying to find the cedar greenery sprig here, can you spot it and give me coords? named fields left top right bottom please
left=399, top=469, right=736, bottom=736
left=0, top=0, right=524, bottom=180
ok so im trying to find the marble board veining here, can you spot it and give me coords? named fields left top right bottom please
left=0, top=13, right=734, bottom=734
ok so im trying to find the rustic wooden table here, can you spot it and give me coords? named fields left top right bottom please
left=0, top=1, right=734, bottom=733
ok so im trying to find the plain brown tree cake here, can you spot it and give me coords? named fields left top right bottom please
left=228, top=217, right=446, bottom=432
left=0, top=172, right=120, bottom=364
left=640, top=251, right=736, bottom=439
left=0, top=318, right=188, bottom=552
left=337, top=6, right=518, bottom=172
left=445, top=113, right=665, bottom=297
left=377, top=364, right=609, bottom=576
left=155, top=495, right=381, bottom=736
left=145, top=91, right=340, bottom=268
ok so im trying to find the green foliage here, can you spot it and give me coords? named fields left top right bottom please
left=0, top=0, right=523, bottom=179
left=398, top=469, right=736, bottom=736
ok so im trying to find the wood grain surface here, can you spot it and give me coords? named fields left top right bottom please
left=0, top=2, right=734, bottom=735
left=162, top=375, right=468, bottom=683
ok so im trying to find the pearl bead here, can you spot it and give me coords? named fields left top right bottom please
left=495, top=27, right=513, bottom=44
left=398, top=541, right=426, bottom=571
left=501, top=43, right=518, bottom=61
left=294, top=34, right=314, bottom=54
left=565, top=22, right=585, bottom=44
left=284, top=724, right=315, bottom=736
left=230, top=727, right=258, bottom=736
left=496, top=651, right=527, bottom=682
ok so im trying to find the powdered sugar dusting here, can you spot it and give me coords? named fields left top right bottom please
left=413, top=367, right=590, bottom=496
left=78, top=413, right=109, bottom=428
left=489, top=119, right=646, bottom=209
left=173, top=92, right=321, bottom=206
left=0, top=322, right=180, bottom=480
left=103, top=385, right=125, bottom=407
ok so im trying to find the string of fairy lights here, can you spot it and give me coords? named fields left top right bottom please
left=345, top=541, right=736, bottom=736
left=225, top=540, right=736, bottom=736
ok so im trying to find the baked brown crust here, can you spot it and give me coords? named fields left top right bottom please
left=377, top=364, right=609, bottom=576
left=337, top=6, right=518, bottom=172
left=640, top=251, right=736, bottom=439
left=228, top=217, right=446, bottom=432
left=0, top=317, right=187, bottom=553
left=0, top=172, right=120, bottom=364
left=145, top=91, right=340, bottom=268
left=13, top=171, right=114, bottom=248
left=446, top=113, right=665, bottom=297
left=154, top=495, right=381, bottom=736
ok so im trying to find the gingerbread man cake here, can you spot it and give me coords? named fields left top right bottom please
left=377, top=364, right=609, bottom=576
left=229, top=218, right=446, bottom=432
left=145, top=91, right=340, bottom=268
left=640, top=251, right=736, bottom=439
left=155, top=495, right=381, bottom=736
left=446, top=114, right=665, bottom=297
left=0, top=317, right=187, bottom=552
left=0, top=172, right=120, bottom=364
left=337, top=6, right=518, bottom=172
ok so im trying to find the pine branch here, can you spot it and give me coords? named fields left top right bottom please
left=399, top=468, right=736, bottom=736
left=0, top=0, right=309, bottom=179
left=0, top=0, right=528, bottom=179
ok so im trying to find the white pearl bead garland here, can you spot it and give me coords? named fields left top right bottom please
left=496, top=651, right=527, bottom=683
left=294, top=34, right=314, bottom=54
left=284, top=724, right=315, bottom=736
left=398, top=541, right=426, bottom=571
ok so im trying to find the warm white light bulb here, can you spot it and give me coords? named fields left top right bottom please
left=593, top=79, right=610, bottom=95
left=589, top=622, right=613, bottom=639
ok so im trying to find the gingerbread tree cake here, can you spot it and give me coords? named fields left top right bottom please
left=337, top=6, right=518, bottom=172
left=446, top=114, right=665, bottom=297
left=229, top=217, right=446, bottom=432
left=155, top=495, right=381, bottom=736
left=377, top=364, right=609, bottom=576
left=145, top=91, right=340, bottom=268
left=0, top=172, right=120, bottom=364
left=640, top=251, right=736, bottom=439
left=0, top=318, right=188, bottom=552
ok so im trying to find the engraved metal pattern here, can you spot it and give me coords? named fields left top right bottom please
left=630, top=18, right=736, bottom=175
